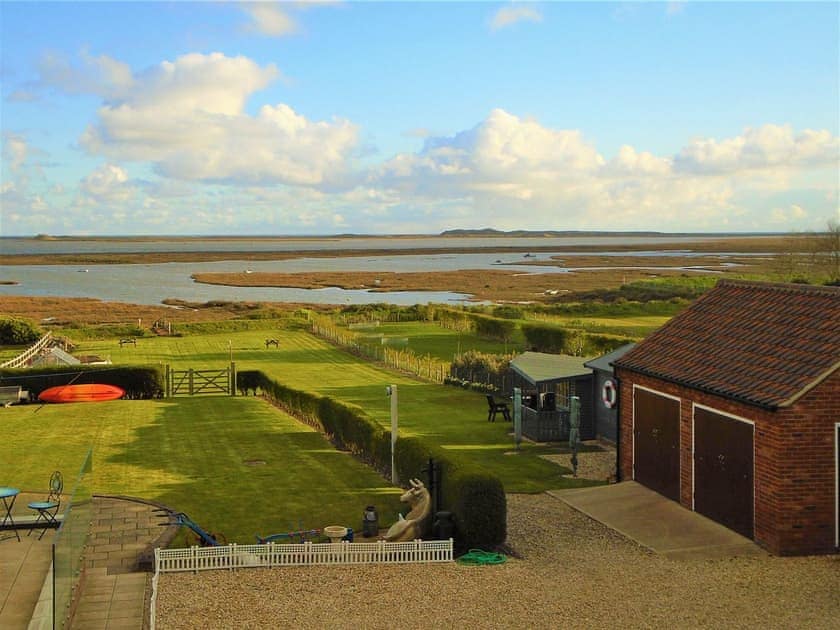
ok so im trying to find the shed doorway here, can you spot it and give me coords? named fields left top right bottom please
left=633, top=387, right=680, bottom=502
left=693, top=406, right=754, bottom=539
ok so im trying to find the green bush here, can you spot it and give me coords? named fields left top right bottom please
left=0, top=317, right=42, bottom=345
left=490, top=305, right=524, bottom=320
left=239, top=369, right=507, bottom=550
left=444, top=471, right=506, bottom=550
left=469, top=313, right=517, bottom=342
left=521, top=322, right=570, bottom=353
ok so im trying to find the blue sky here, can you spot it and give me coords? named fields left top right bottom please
left=1, top=1, right=838, bottom=236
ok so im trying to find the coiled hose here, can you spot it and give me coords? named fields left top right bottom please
left=457, top=549, right=507, bottom=565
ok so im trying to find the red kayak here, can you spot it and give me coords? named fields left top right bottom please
left=38, top=384, right=125, bottom=403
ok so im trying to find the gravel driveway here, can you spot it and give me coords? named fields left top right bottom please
left=154, top=493, right=839, bottom=629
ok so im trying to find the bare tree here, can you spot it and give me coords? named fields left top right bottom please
left=810, top=219, right=840, bottom=284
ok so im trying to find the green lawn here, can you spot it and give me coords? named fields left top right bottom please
left=7, top=324, right=604, bottom=548
left=74, top=328, right=597, bottom=493
left=2, top=395, right=403, bottom=543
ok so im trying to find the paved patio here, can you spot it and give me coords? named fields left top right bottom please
left=1, top=496, right=172, bottom=630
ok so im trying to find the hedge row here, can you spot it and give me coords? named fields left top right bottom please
left=467, top=312, right=517, bottom=341
left=521, top=321, right=635, bottom=356
left=0, top=365, right=165, bottom=400
left=237, top=369, right=506, bottom=550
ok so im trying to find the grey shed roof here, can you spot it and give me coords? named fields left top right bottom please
left=510, top=351, right=592, bottom=385
left=33, top=347, right=80, bottom=365
left=583, top=343, right=637, bottom=373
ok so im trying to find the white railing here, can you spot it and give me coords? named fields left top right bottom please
left=154, top=538, right=453, bottom=574
left=150, top=539, right=453, bottom=629
left=0, top=332, right=53, bottom=368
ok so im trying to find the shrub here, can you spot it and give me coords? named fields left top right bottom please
left=0, top=317, right=42, bottom=345
left=490, top=305, right=524, bottom=320
left=521, top=322, right=569, bottom=353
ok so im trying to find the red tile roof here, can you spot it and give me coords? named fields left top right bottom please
left=614, top=280, right=840, bottom=409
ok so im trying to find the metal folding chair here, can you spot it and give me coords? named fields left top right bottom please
left=28, top=471, right=62, bottom=539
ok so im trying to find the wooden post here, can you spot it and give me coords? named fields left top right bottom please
left=230, top=362, right=236, bottom=396
left=165, top=364, right=170, bottom=398
left=189, top=369, right=194, bottom=396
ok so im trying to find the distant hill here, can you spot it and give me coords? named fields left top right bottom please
left=439, top=228, right=668, bottom=237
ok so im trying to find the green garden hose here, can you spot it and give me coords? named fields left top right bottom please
left=457, top=549, right=507, bottom=565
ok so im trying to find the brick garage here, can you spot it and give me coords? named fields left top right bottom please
left=614, top=280, right=839, bottom=556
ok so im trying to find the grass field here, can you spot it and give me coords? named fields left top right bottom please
left=3, top=324, right=604, bottom=546
left=2, top=395, right=404, bottom=543
left=74, top=328, right=597, bottom=493
left=526, top=314, right=671, bottom=337
left=349, top=321, right=526, bottom=360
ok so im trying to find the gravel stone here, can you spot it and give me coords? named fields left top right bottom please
left=155, top=494, right=839, bottom=629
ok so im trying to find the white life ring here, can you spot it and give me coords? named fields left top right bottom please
left=601, top=378, right=617, bottom=409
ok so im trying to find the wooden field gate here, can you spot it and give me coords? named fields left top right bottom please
left=166, top=363, right=236, bottom=397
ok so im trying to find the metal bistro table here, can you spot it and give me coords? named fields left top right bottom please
left=0, top=486, right=21, bottom=541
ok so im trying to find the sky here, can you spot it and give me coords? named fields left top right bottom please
left=1, top=1, right=838, bottom=236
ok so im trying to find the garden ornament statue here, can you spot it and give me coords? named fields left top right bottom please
left=383, top=478, right=431, bottom=542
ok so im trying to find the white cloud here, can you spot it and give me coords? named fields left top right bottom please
left=490, top=5, right=543, bottom=32
left=80, top=163, right=134, bottom=204
left=674, top=124, right=839, bottom=175
left=79, top=53, right=359, bottom=187
left=38, top=49, right=134, bottom=98
left=3, top=133, right=29, bottom=170
left=242, top=2, right=298, bottom=37
left=372, top=110, right=839, bottom=232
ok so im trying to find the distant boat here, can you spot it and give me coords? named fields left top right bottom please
left=39, top=383, right=125, bottom=404
left=78, top=269, right=89, bottom=273
left=245, top=269, right=253, bottom=274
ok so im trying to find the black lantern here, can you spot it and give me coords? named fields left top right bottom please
left=362, top=505, right=378, bottom=537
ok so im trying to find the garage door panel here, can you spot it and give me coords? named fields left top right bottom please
left=634, top=388, right=680, bottom=502
left=694, top=407, right=754, bottom=539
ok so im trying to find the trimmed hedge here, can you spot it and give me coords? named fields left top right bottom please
left=522, top=322, right=634, bottom=356
left=0, top=365, right=165, bottom=400
left=521, top=322, right=570, bottom=353
left=238, top=369, right=506, bottom=550
left=468, top=313, right=517, bottom=341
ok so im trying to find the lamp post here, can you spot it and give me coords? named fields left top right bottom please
left=387, top=384, right=398, bottom=484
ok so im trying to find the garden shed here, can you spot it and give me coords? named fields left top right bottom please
left=583, top=343, right=635, bottom=443
left=613, top=280, right=840, bottom=556
left=30, top=346, right=80, bottom=367
left=509, top=351, right=594, bottom=442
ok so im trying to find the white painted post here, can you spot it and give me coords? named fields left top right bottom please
left=514, top=387, right=522, bottom=450
left=388, top=384, right=398, bottom=484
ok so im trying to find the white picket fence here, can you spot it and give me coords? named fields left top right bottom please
left=154, top=538, right=453, bottom=574
left=0, top=332, right=53, bottom=368
left=150, top=539, right=454, bottom=629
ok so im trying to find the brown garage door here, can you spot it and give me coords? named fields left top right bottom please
left=694, top=407, right=754, bottom=539
left=633, top=388, right=680, bottom=501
